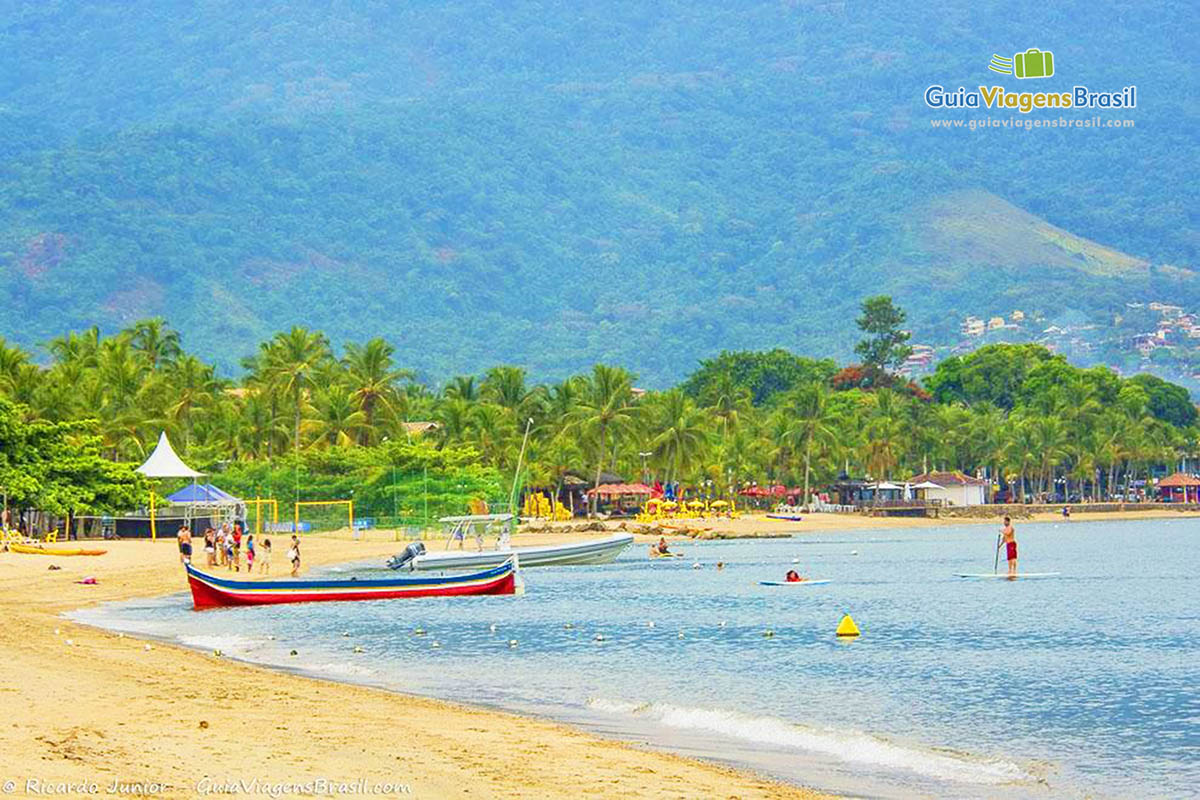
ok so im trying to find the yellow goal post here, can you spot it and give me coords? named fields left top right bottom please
left=293, top=500, right=354, bottom=534
left=245, top=498, right=279, bottom=535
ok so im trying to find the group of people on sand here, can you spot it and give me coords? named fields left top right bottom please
left=177, top=521, right=302, bottom=577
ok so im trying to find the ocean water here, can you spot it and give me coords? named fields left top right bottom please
left=71, top=519, right=1198, bottom=799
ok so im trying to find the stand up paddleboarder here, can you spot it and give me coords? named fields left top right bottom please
left=999, top=515, right=1017, bottom=579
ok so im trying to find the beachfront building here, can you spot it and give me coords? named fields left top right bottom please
left=909, top=471, right=988, bottom=506
left=1157, top=472, right=1200, bottom=503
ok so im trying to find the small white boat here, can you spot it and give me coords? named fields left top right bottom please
left=759, top=579, right=832, bottom=586
left=391, top=516, right=634, bottom=571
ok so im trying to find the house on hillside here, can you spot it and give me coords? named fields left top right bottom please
left=961, top=317, right=985, bottom=337
left=910, top=471, right=988, bottom=506
left=401, top=421, right=441, bottom=438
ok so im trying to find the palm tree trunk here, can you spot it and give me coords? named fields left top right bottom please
left=802, top=435, right=813, bottom=512
left=592, top=424, right=607, bottom=517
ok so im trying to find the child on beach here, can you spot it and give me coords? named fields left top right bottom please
left=288, top=535, right=301, bottom=577
left=204, top=528, right=216, bottom=567
left=245, top=533, right=255, bottom=572
left=260, top=538, right=271, bottom=574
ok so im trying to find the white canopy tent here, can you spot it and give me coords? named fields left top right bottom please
left=135, top=432, right=204, bottom=540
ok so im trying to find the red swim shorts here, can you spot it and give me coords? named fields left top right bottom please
left=1006, top=541, right=1018, bottom=560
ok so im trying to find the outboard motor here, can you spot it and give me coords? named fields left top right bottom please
left=386, top=541, right=426, bottom=571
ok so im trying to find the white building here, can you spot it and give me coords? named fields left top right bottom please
left=911, top=471, right=988, bottom=506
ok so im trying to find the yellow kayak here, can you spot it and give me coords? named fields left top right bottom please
left=8, top=543, right=107, bottom=556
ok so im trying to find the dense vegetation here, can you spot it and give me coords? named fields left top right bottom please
left=0, top=396, right=143, bottom=524
left=0, top=1, right=1195, bottom=381
left=1, top=302, right=1196, bottom=525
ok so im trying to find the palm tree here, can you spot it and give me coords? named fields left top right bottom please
left=162, top=355, right=223, bottom=450
left=1029, top=416, right=1069, bottom=499
left=932, top=403, right=971, bottom=472
left=571, top=365, right=637, bottom=515
left=306, top=385, right=368, bottom=448
left=443, top=375, right=479, bottom=401
left=783, top=383, right=839, bottom=510
left=864, top=390, right=904, bottom=504
left=470, top=402, right=519, bottom=468
left=1004, top=417, right=1040, bottom=504
left=435, top=397, right=474, bottom=448
left=46, top=326, right=101, bottom=369
left=701, top=369, right=751, bottom=448
left=646, top=389, right=709, bottom=484
left=261, top=327, right=332, bottom=455
left=342, top=338, right=411, bottom=443
left=125, top=318, right=182, bottom=369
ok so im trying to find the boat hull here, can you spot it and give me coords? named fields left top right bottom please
left=8, top=543, right=107, bottom=556
left=185, top=561, right=517, bottom=609
left=409, top=533, right=633, bottom=572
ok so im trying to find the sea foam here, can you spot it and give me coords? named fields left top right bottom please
left=585, top=697, right=1030, bottom=786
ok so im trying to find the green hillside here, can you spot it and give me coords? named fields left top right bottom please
left=0, top=1, right=1195, bottom=384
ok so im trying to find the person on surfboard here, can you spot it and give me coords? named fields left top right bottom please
left=650, top=537, right=672, bottom=557
left=785, top=569, right=804, bottom=583
left=999, top=515, right=1017, bottom=578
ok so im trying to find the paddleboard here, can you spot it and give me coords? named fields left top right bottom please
left=759, top=579, right=831, bottom=586
left=765, top=514, right=803, bottom=521
left=650, top=552, right=685, bottom=559
left=954, top=572, right=1061, bottom=579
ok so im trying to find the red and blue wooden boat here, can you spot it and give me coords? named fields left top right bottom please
left=185, top=559, right=519, bottom=609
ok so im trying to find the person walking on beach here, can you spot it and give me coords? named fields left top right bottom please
left=231, top=522, right=243, bottom=572
left=999, top=515, right=1018, bottom=578
left=177, top=524, right=192, bottom=565
left=288, top=535, right=301, bottom=577
left=260, top=538, right=272, bottom=574
left=203, top=527, right=216, bottom=567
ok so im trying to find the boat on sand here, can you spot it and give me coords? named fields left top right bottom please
left=8, top=543, right=107, bottom=556
left=185, top=559, right=520, bottom=609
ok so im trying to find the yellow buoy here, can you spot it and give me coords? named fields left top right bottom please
left=836, top=614, right=860, bottom=638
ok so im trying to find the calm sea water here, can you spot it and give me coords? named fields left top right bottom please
left=71, top=519, right=1198, bottom=799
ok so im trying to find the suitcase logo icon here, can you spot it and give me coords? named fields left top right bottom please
left=988, top=48, right=1054, bottom=79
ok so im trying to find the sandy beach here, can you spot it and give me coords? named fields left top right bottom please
left=4, top=509, right=1195, bottom=798
left=0, top=532, right=830, bottom=800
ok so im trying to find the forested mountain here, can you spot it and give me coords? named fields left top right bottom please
left=1, top=1, right=1195, bottom=383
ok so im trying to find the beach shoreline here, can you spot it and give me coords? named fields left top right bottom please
left=521, top=506, right=1200, bottom=540
left=0, top=533, right=831, bottom=800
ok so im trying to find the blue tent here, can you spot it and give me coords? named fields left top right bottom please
left=165, top=483, right=241, bottom=505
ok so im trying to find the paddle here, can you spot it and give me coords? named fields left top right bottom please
left=993, top=532, right=1001, bottom=575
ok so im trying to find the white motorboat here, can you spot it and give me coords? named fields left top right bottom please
left=388, top=515, right=634, bottom=571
